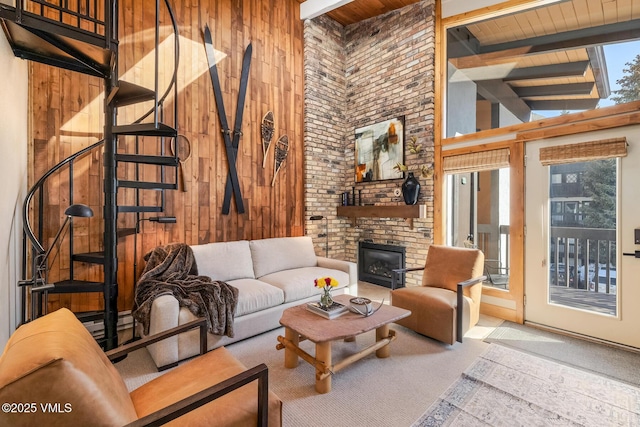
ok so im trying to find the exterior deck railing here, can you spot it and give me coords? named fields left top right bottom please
left=549, top=226, right=616, bottom=294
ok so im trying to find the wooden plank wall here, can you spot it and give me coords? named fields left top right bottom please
left=30, top=0, right=304, bottom=314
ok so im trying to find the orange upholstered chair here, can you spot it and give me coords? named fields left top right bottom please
left=0, top=308, right=281, bottom=426
left=390, top=245, right=485, bottom=344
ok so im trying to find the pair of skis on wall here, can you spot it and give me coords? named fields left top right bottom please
left=204, top=24, right=251, bottom=215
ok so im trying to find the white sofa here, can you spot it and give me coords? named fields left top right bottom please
left=146, top=236, right=357, bottom=369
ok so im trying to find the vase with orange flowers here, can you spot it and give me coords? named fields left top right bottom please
left=314, top=276, right=339, bottom=309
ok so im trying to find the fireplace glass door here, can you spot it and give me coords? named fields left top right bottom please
left=358, top=242, right=405, bottom=288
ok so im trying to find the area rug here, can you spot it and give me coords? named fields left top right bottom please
left=412, top=344, right=640, bottom=426
left=485, top=321, right=640, bottom=387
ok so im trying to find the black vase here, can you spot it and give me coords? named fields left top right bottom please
left=402, top=172, right=420, bottom=205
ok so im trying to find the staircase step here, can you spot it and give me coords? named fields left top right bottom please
left=118, top=206, right=163, bottom=214
left=76, top=311, right=105, bottom=323
left=113, top=123, right=177, bottom=137
left=49, top=280, right=104, bottom=294
left=0, top=17, right=111, bottom=78
left=115, top=154, right=179, bottom=166
left=108, top=81, right=156, bottom=107
left=117, top=180, right=178, bottom=190
left=72, top=252, right=105, bottom=265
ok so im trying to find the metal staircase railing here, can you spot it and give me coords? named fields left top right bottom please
left=0, top=0, right=116, bottom=76
left=18, top=139, right=104, bottom=324
left=8, top=0, right=181, bottom=350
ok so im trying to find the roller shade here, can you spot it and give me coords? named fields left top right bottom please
left=539, top=137, right=627, bottom=166
left=443, top=148, right=510, bottom=174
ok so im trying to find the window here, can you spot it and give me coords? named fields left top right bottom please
left=548, top=159, right=618, bottom=315
left=443, top=148, right=512, bottom=289
left=446, top=167, right=511, bottom=289
left=445, top=0, right=640, bottom=137
left=540, top=137, right=625, bottom=315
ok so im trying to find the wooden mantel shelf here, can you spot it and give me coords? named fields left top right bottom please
left=337, top=205, right=427, bottom=228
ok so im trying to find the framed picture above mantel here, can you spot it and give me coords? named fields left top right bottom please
left=354, top=116, right=404, bottom=182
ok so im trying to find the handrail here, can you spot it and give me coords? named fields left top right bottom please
left=133, top=0, right=179, bottom=126
left=22, top=139, right=105, bottom=254
left=22, top=0, right=180, bottom=269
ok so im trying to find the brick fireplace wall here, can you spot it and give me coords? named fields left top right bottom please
left=304, top=1, right=436, bottom=286
left=304, top=16, right=348, bottom=260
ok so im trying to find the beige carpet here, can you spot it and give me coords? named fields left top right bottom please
left=115, top=324, right=490, bottom=426
left=413, top=344, right=640, bottom=426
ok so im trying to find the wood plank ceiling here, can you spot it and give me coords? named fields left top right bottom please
left=298, top=0, right=421, bottom=26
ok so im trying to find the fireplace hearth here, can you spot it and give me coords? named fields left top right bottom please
left=358, top=241, right=406, bottom=288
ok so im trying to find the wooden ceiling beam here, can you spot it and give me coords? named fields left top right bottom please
left=503, top=61, right=590, bottom=81
left=451, top=18, right=640, bottom=69
left=526, top=99, right=600, bottom=111
left=476, top=19, right=640, bottom=56
left=476, top=79, right=532, bottom=122
left=513, top=82, right=595, bottom=98
left=447, top=26, right=480, bottom=58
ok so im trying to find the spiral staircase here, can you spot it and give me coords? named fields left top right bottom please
left=0, top=0, right=180, bottom=350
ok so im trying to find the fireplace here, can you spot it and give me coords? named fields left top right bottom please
left=358, top=241, right=406, bottom=288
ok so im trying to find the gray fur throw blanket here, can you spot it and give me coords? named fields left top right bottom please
left=132, top=242, right=239, bottom=337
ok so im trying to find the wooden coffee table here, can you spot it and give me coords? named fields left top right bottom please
left=276, top=294, right=411, bottom=393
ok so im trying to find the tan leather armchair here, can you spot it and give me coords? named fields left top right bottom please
left=390, top=245, right=485, bottom=345
left=0, top=308, right=281, bottom=426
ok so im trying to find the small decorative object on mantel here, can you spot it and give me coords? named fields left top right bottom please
left=261, top=111, right=274, bottom=168
left=342, top=191, right=349, bottom=206
left=393, top=136, right=435, bottom=184
left=314, top=276, right=339, bottom=309
left=402, top=172, right=421, bottom=205
left=394, top=163, right=434, bottom=180
left=271, top=135, right=289, bottom=186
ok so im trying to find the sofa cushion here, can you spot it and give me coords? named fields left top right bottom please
left=180, top=278, right=284, bottom=320
left=250, top=236, right=317, bottom=278
left=0, top=308, right=138, bottom=427
left=230, top=278, right=285, bottom=316
left=191, top=240, right=255, bottom=281
left=259, top=267, right=349, bottom=303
